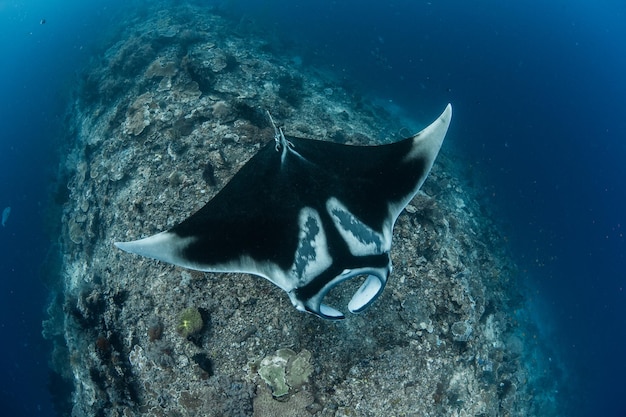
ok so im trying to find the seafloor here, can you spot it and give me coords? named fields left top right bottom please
left=44, top=3, right=567, bottom=417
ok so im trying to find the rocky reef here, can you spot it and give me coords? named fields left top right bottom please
left=44, top=3, right=566, bottom=416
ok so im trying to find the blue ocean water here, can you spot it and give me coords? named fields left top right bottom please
left=0, top=2, right=127, bottom=415
left=1, top=1, right=624, bottom=416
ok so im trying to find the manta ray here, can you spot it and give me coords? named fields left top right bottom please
left=115, top=104, right=452, bottom=319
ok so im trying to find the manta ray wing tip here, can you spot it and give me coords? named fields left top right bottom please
left=114, top=240, right=131, bottom=252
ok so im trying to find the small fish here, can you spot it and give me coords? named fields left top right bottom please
left=2, top=206, right=11, bottom=227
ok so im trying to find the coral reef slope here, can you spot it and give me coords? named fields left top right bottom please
left=44, top=4, right=565, bottom=417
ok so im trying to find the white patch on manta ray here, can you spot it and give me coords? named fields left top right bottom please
left=290, top=207, right=332, bottom=286
left=326, top=197, right=390, bottom=256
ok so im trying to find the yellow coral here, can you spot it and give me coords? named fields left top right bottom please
left=177, top=307, right=203, bottom=338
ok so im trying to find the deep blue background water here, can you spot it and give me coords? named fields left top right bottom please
left=1, top=1, right=624, bottom=416
left=0, top=2, right=126, bottom=415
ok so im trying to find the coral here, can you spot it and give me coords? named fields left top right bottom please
left=147, top=322, right=163, bottom=341
left=170, top=81, right=202, bottom=102
left=278, top=74, right=305, bottom=108
left=257, top=348, right=313, bottom=398
left=129, top=344, right=149, bottom=372
left=68, top=219, right=84, bottom=244
left=211, top=100, right=235, bottom=121
left=285, top=350, right=313, bottom=390
left=177, top=307, right=203, bottom=338
left=145, top=58, right=178, bottom=78
left=258, top=351, right=291, bottom=397
left=451, top=320, right=473, bottom=342
left=252, top=384, right=314, bottom=417
left=123, top=92, right=154, bottom=136
left=108, top=34, right=155, bottom=75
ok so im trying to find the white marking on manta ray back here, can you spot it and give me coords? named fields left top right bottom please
left=326, top=197, right=391, bottom=256
left=290, top=207, right=332, bottom=286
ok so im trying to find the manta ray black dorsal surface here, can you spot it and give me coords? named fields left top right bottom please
left=115, top=104, right=452, bottom=319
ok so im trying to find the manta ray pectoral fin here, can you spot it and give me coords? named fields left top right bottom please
left=114, top=232, right=198, bottom=270
left=405, top=103, right=451, bottom=164
left=386, top=103, right=452, bottom=223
